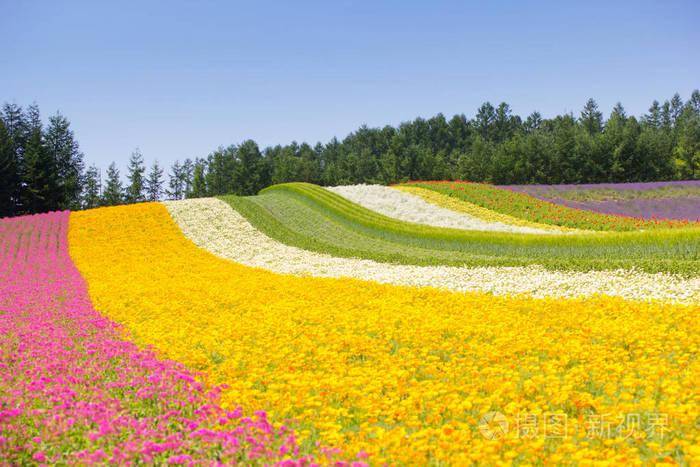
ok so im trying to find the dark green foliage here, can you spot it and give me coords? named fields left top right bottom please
left=188, top=159, right=207, bottom=198
left=125, top=149, right=146, bottom=203
left=189, top=91, right=700, bottom=198
left=22, top=105, right=59, bottom=213
left=1, top=102, right=85, bottom=215
left=101, top=162, right=123, bottom=206
left=0, top=119, right=19, bottom=217
left=145, top=160, right=164, bottom=201
left=45, top=112, right=84, bottom=210
left=580, top=99, right=603, bottom=135
left=232, top=140, right=271, bottom=195
left=167, top=160, right=185, bottom=200
left=3, top=90, right=699, bottom=217
left=82, top=164, right=102, bottom=209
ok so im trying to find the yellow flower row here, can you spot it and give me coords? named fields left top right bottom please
left=68, top=203, right=700, bottom=465
left=394, top=185, right=581, bottom=233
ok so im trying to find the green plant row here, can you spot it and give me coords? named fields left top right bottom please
left=218, top=183, right=700, bottom=275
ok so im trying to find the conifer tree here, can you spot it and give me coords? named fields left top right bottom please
left=0, top=119, right=19, bottom=217
left=101, top=162, right=123, bottom=206
left=580, top=99, right=603, bottom=135
left=181, top=158, right=194, bottom=197
left=167, top=160, right=184, bottom=200
left=670, top=93, right=684, bottom=123
left=125, top=149, right=146, bottom=203
left=22, top=105, right=58, bottom=213
left=45, top=112, right=84, bottom=209
left=233, top=140, right=271, bottom=195
left=189, top=160, right=207, bottom=198
left=82, top=164, right=102, bottom=209
left=1, top=103, right=26, bottom=216
left=644, top=101, right=662, bottom=129
left=145, top=160, right=164, bottom=201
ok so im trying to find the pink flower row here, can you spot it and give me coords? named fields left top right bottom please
left=0, top=212, right=362, bottom=465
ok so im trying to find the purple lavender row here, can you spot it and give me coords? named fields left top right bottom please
left=499, top=180, right=700, bottom=220
left=546, top=198, right=700, bottom=221
left=501, top=180, right=700, bottom=191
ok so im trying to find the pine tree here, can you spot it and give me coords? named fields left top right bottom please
left=670, top=93, right=684, bottom=124
left=181, top=158, right=194, bottom=197
left=673, top=112, right=700, bottom=178
left=0, top=103, right=29, bottom=215
left=644, top=101, right=662, bottom=129
left=189, top=160, right=207, bottom=198
left=661, top=101, right=672, bottom=130
left=0, top=119, right=19, bottom=217
left=2, top=103, right=28, bottom=162
left=45, top=112, right=84, bottom=210
left=494, top=102, right=516, bottom=142
left=232, top=140, right=271, bottom=195
left=82, top=164, right=102, bottom=209
left=610, top=102, right=627, bottom=120
left=580, top=99, right=603, bottom=135
left=22, top=104, right=59, bottom=213
left=1, top=103, right=26, bottom=215
left=167, top=160, right=184, bottom=200
left=125, top=149, right=146, bottom=203
left=101, top=162, right=123, bottom=206
left=474, top=102, right=496, bottom=140
left=524, top=112, right=542, bottom=133
left=688, top=90, right=700, bottom=115
left=145, top=160, right=164, bottom=201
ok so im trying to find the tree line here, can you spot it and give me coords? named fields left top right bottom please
left=1, top=90, right=699, bottom=217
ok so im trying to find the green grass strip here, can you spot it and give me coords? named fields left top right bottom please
left=218, top=183, right=700, bottom=276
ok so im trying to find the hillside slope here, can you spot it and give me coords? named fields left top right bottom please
left=219, top=183, right=700, bottom=275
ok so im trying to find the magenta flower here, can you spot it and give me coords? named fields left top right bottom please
left=0, top=211, right=346, bottom=464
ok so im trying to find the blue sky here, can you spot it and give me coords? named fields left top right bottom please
left=2, top=0, right=699, bottom=169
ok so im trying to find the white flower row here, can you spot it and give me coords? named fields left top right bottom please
left=327, top=184, right=553, bottom=234
left=164, top=198, right=699, bottom=303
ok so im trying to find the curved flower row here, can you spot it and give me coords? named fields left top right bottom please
left=328, top=184, right=556, bottom=234
left=405, top=181, right=697, bottom=231
left=67, top=202, right=700, bottom=465
left=0, top=211, right=338, bottom=465
left=165, top=198, right=699, bottom=303
left=394, top=185, right=578, bottom=232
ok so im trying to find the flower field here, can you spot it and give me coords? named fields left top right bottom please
left=165, top=198, right=698, bottom=302
left=2, top=181, right=700, bottom=464
left=405, top=181, right=697, bottom=230
left=0, top=212, right=312, bottom=465
left=327, top=185, right=553, bottom=234
left=501, top=181, right=700, bottom=221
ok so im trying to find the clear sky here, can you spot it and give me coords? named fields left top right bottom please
left=2, top=0, right=699, bottom=169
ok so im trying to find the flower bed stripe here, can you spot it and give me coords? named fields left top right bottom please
left=393, top=185, right=576, bottom=232
left=405, top=181, right=697, bottom=231
left=68, top=202, right=700, bottom=465
left=0, top=211, right=318, bottom=465
left=165, top=198, right=699, bottom=303
left=220, top=183, right=700, bottom=275
left=327, top=184, right=554, bottom=234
